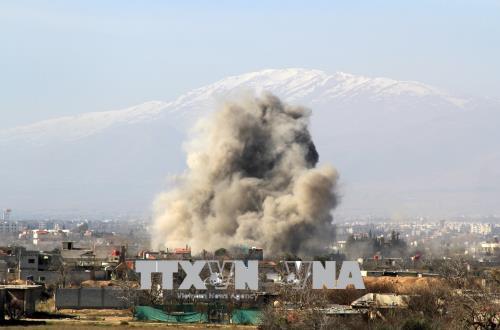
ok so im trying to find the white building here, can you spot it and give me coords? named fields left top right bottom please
left=480, top=242, right=500, bottom=254
left=469, top=223, right=492, bottom=235
left=32, top=229, right=70, bottom=245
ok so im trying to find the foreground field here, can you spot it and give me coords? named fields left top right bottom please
left=0, top=320, right=257, bottom=329
left=1, top=308, right=257, bottom=329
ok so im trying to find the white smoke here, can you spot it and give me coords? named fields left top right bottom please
left=152, top=92, right=339, bottom=256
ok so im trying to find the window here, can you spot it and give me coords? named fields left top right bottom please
left=28, top=258, right=35, bottom=264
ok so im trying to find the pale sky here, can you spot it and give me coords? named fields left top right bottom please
left=1, top=0, right=499, bottom=129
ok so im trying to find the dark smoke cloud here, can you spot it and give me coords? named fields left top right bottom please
left=152, top=92, right=339, bottom=256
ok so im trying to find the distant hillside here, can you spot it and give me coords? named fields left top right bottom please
left=1, top=68, right=499, bottom=217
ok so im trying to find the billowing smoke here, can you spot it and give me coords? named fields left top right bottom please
left=152, top=92, right=339, bottom=256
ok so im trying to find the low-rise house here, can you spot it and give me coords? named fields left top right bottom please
left=351, top=293, right=410, bottom=309
left=173, top=246, right=191, bottom=259
left=18, top=250, right=62, bottom=284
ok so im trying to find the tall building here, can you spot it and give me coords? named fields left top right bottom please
left=0, top=221, right=19, bottom=234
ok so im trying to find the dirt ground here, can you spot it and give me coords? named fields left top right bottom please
left=0, top=319, right=257, bottom=329
left=363, top=276, right=444, bottom=294
left=0, top=308, right=257, bottom=329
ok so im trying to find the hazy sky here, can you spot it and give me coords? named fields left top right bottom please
left=1, top=0, right=499, bottom=129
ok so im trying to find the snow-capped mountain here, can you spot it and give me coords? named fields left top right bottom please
left=0, top=101, right=170, bottom=144
left=0, top=68, right=471, bottom=145
left=1, top=68, right=499, bottom=217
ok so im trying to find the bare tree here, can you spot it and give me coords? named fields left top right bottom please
left=259, top=283, right=339, bottom=330
left=448, top=289, right=500, bottom=330
left=115, top=280, right=139, bottom=309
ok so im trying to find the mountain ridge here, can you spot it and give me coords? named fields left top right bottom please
left=0, top=68, right=471, bottom=145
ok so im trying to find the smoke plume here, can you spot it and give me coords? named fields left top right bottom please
left=152, top=92, right=339, bottom=256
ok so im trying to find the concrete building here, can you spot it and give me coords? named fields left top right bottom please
left=32, top=229, right=69, bottom=246
left=0, top=221, right=19, bottom=234
left=481, top=241, right=500, bottom=254
left=17, top=247, right=108, bottom=285
left=470, top=223, right=492, bottom=235
left=18, top=250, right=62, bottom=284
